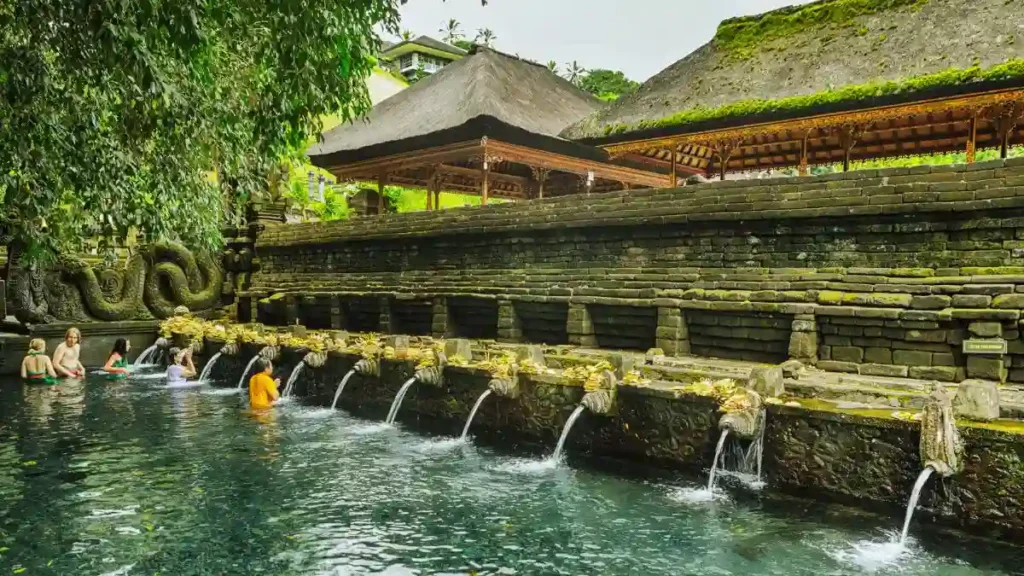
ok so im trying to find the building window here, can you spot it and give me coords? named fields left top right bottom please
left=399, top=54, right=414, bottom=70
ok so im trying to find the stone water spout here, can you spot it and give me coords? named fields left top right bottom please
left=303, top=351, right=328, bottom=369
left=414, top=349, right=447, bottom=387
left=488, top=345, right=545, bottom=400
left=220, top=342, right=240, bottom=356
left=354, top=357, right=380, bottom=377
left=718, top=389, right=765, bottom=440
left=920, top=382, right=964, bottom=478
left=488, top=374, right=521, bottom=399
left=580, top=370, right=618, bottom=416
left=259, top=345, right=280, bottom=362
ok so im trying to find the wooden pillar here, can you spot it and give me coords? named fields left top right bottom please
left=799, top=132, right=810, bottom=176
left=966, top=115, right=978, bottom=164
left=839, top=125, right=862, bottom=173
left=530, top=167, right=549, bottom=200
left=669, top=148, right=678, bottom=187
left=434, top=188, right=440, bottom=210
left=480, top=162, right=489, bottom=206
left=711, top=141, right=736, bottom=182
left=377, top=173, right=387, bottom=214
left=425, top=180, right=433, bottom=211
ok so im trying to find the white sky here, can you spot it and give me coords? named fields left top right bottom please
left=396, top=0, right=815, bottom=82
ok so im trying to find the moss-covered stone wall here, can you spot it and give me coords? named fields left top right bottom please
left=203, top=346, right=1024, bottom=541
left=251, top=159, right=1024, bottom=381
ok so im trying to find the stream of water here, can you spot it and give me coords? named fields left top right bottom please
left=197, top=352, right=222, bottom=383
left=385, top=377, right=418, bottom=425
left=460, top=388, right=493, bottom=442
left=330, top=369, right=357, bottom=411
left=236, top=355, right=260, bottom=389
left=281, top=361, right=305, bottom=398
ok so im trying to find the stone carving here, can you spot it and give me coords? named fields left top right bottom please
left=220, top=342, right=240, bottom=356
left=303, top=351, right=328, bottom=369
left=920, top=383, right=964, bottom=478
left=415, top=349, right=446, bottom=388
left=719, top=388, right=765, bottom=439
left=748, top=366, right=784, bottom=397
left=354, top=358, right=381, bottom=377
left=581, top=370, right=618, bottom=416
left=8, top=240, right=223, bottom=324
left=952, top=379, right=1000, bottom=421
left=259, top=346, right=280, bottom=362
left=489, top=375, right=521, bottom=399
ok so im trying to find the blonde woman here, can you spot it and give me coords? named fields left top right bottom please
left=52, top=327, right=85, bottom=378
left=22, top=339, right=58, bottom=383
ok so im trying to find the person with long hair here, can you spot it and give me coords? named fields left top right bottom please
left=103, top=338, right=131, bottom=378
left=22, top=339, right=58, bottom=384
left=52, top=327, right=85, bottom=378
left=166, top=347, right=197, bottom=385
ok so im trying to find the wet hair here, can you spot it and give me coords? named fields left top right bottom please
left=65, top=327, right=81, bottom=342
left=257, top=358, right=273, bottom=373
left=109, top=338, right=129, bottom=359
left=168, top=347, right=185, bottom=365
left=29, top=338, right=46, bottom=352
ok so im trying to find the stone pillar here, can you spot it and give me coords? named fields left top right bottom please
left=567, top=303, right=597, bottom=347
left=378, top=297, right=395, bottom=333
left=497, top=300, right=522, bottom=343
left=284, top=294, right=298, bottom=326
left=966, top=321, right=1008, bottom=382
left=655, top=307, right=689, bottom=356
left=788, top=314, right=819, bottom=365
left=431, top=297, right=450, bottom=339
left=329, top=295, right=346, bottom=330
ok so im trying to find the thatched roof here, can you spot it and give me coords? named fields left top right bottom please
left=309, top=46, right=603, bottom=165
left=563, top=0, right=1024, bottom=141
left=381, top=35, right=467, bottom=59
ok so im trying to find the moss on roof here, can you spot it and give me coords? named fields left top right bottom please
left=562, top=0, right=1024, bottom=141
left=602, top=58, right=1024, bottom=136
left=715, top=0, right=930, bottom=60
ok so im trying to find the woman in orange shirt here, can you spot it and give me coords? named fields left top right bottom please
left=249, top=359, right=280, bottom=409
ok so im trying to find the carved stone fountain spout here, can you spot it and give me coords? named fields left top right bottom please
left=414, top=349, right=447, bottom=387
left=303, top=350, right=328, bottom=369
left=580, top=370, right=618, bottom=416
left=920, top=382, right=964, bottom=477
left=220, top=342, right=240, bottom=356
left=354, top=357, right=380, bottom=377
left=259, top=345, right=280, bottom=362
left=718, top=388, right=765, bottom=440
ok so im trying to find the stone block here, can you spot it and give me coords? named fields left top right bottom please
left=966, top=356, right=1007, bottom=383
left=831, top=346, right=864, bottom=363
left=791, top=319, right=816, bottom=332
left=968, top=321, right=1002, bottom=338
left=908, top=366, right=962, bottom=381
left=788, top=331, right=817, bottom=362
left=444, top=339, right=474, bottom=362
left=910, top=295, right=951, bottom=310
left=993, top=293, right=1024, bottom=309
left=817, top=360, right=859, bottom=373
left=864, top=347, right=892, bottom=364
left=932, top=352, right=957, bottom=367
left=747, top=366, right=784, bottom=397
left=860, top=363, right=909, bottom=378
left=951, top=294, right=992, bottom=308
left=952, top=379, right=1000, bottom=421
left=893, top=350, right=933, bottom=367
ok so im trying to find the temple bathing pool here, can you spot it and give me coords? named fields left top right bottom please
left=1, top=372, right=1021, bottom=575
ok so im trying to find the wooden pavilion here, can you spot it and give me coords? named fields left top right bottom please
left=562, top=0, right=1024, bottom=180
left=307, top=47, right=686, bottom=208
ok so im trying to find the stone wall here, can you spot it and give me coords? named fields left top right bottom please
left=249, top=159, right=1024, bottom=381
left=202, top=346, right=1024, bottom=541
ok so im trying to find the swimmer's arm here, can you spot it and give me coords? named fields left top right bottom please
left=20, top=357, right=27, bottom=379
left=103, top=353, right=127, bottom=374
left=52, top=345, right=72, bottom=376
left=44, top=357, right=57, bottom=378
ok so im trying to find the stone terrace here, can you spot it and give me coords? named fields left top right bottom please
left=247, top=158, right=1024, bottom=385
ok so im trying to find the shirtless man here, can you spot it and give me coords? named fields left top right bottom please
left=52, top=328, right=85, bottom=379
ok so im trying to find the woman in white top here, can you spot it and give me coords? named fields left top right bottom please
left=166, top=348, right=197, bottom=385
left=52, top=327, right=85, bottom=379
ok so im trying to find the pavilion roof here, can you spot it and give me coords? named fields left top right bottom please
left=562, top=0, right=1024, bottom=143
left=308, top=46, right=605, bottom=166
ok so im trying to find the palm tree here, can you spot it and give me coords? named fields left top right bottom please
left=565, top=61, right=586, bottom=86
left=546, top=61, right=559, bottom=74
left=475, top=28, right=497, bottom=47
left=439, top=18, right=463, bottom=44
left=400, top=29, right=413, bottom=40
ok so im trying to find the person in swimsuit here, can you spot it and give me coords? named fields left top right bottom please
left=103, top=338, right=131, bottom=379
left=21, top=339, right=58, bottom=383
left=166, top=347, right=197, bottom=385
left=52, top=327, right=85, bottom=378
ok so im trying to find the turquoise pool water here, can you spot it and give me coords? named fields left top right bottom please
left=0, top=372, right=1020, bottom=575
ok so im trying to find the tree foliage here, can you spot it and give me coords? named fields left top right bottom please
left=0, top=0, right=398, bottom=260
left=578, top=69, right=639, bottom=101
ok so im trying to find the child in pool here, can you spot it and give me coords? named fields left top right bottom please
left=103, top=338, right=131, bottom=378
left=166, top=347, right=197, bottom=385
left=249, top=358, right=280, bottom=409
left=22, top=339, right=58, bottom=383
left=52, top=327, right=85, bottom=378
